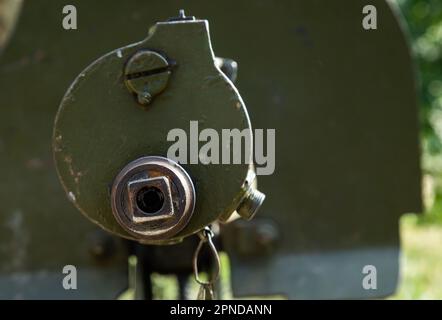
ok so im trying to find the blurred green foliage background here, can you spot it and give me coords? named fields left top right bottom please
left=391, top=0, right=442, bottom=299
left=397, top=0, right=442, bottom=219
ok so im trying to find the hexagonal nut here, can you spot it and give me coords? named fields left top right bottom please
left=127, top=176, right=174, bottom=223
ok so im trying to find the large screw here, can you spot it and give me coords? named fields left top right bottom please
left=111, top=156, right=196, bottom=241
left=123, top=50, right=174, bottom=106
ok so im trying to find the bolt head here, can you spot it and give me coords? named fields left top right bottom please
left=137, top=91, right=152, bottom=105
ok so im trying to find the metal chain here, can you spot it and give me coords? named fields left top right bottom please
left=192, top=226, right=220, bottom=299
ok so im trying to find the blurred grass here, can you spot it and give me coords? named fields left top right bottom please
left=391, top=172, right=442, bottom=299
left=391, top=214, right=442, bottom=299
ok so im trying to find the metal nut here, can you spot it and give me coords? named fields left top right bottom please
left=111, top=156, right=195, bottom=241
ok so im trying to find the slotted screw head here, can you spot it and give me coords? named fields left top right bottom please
left=124, top=50, right=172, bottom=106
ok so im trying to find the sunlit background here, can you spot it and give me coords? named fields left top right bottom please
left=389, top=0, right=442, bottom=299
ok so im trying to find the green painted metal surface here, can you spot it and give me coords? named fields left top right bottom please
left=221, top=0, right=422, bottom=298
left=53, top=17, right=251, bottom=242
left=0, top=0, right=422, bottom=299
